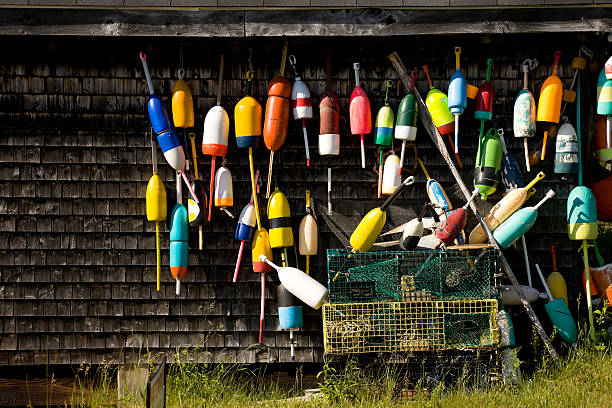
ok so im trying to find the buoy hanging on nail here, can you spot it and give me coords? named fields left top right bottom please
left=537, top=51, right=563, bottom=160
left=289, top=55, right=313, bottom=166
left=350, top=62, right=372, bottom=169
left=513, top=58, right=538, bottom=172
left=395, top=70, right=418, bottom=170
left=214, top=165, right=234, bottom=218
left=202, top=55, right=229, bottom=222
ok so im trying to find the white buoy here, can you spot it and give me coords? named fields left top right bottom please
left=381, top=154, right=401, bottom=195
left=214, top=166, right=234, bottom=218
left=259, top=255, right=328, bottom=309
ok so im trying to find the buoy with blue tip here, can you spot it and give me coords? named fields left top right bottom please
left=514, top=58, right=538, bottom=172
left=537, top=51, right=563, bottom=160
left=536, top=264, right=577, bottom=345
left=498, top=129, right=524, bottom=194
left=203, top=55, right=229, bottom=222
left=233, top=172, right=259, bottom=283
left=494, top=190, right=555, bottom=248
left=277, top=284, right=303, bottom=362
left=139, top=52, right=199, bottom=205
left=146, top=130, right=167, bottom=292
left=376, top=80, right=395, bottom=197
left=448, top=46, right=467, bottom=154
left=289, top=55, right=313, bottom=166
left=350, top=62, right=372, bottom=169
left=395, top=70, right=418, bottom=170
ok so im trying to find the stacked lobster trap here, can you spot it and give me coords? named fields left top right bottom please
left=322, top=249, right=502, bottom=355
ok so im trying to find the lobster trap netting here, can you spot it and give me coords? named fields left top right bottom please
left=322, top=300, right=499, bottom=354
left=327, top=249, right=500, bottom=304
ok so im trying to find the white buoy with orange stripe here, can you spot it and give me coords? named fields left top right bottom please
left=214, top=165, right=234, bottom=218
left=202, top=55, right=229, bottom=221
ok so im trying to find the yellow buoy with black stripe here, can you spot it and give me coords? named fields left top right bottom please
left=268, top=187, right=294, bottom=249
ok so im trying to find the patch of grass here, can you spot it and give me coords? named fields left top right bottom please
left=73, top=346, right=612, bottom=408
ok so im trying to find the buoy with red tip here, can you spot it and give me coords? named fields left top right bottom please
left=298, top=190, right=317, bottom=275
left=537, top=51, right=563, bottom=160
left=170, top=201, right=189, bottom=295
left=139, top=52, right=199, bottom=205
left=435, top=188, right=479, bottom=247
left=188, top=133, right=207, bottom=251
left=289, top=55, right=313, bottom=166
left=395, top=70, right=418, bottom=170
left=203, top=55, right=229, bottom=222
left=264, top=41, right=291, bottom=198
left=214, top=165, right=234, bottom=218
left=423, top=65, right=461, bottom=167
left=252, top=228, right=273, bottom=344
left=233, top=171, right=260, bottom=283
left=474, top=58, right=495, bottom=191
left=146, top=130, right=167, bottom=292
left=319, top=50, right=340, bottom=213
left=375, top=80, right=395, bottom=197
left=448, top=47, right=467, bottom=154
left=350, top=62, right=372, bottom=169
left=418, top=158, right=465, bottom=244
left=513, top=58, right=538, bottom=172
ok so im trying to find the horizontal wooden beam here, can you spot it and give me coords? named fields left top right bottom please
left=0, top=7, right=609, bottom=37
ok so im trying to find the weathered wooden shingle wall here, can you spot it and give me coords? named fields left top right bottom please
left=0, top=34, right=605, bottom=365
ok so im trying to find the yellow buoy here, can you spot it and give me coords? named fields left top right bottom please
left=267, top=187, right=294, bottom=249
left=146, top=133, right=167, bottom=292
left=172, top=78, right=194, bottom=129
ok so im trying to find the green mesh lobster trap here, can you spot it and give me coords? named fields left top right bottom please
left=322, top=300, right=499, bottom=354
left=327, top=249, right=501, bottom=304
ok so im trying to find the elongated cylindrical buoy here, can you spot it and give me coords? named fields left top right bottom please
left=474, top=128, right=503, bottom=200
left=214, top=166, right=233, bottom=217
left=448, top=47, right=467, bottom=154
left=260, top=255, right=328, bottom=309
left=170, top=203, right=189, bottom=295
left=514, top=59, right=538, bottom=172
left=537, top=51, right=563, bottom=160
left=382, top=154, right=401, bottom=195
left=395, top=70, right=418, bottom=169
left=268, top=187, right=293, bottom=249
left=350, top=62, right=372, bottom=169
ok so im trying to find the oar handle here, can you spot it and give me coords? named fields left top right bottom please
left=550, top=245, right=558, bottom=272
left=216, top=54, right=224, bottom=106
left=139, top=52, right=155, bottom=95
left=455, top=47, right=461, bottom=70
left=189, top=133, right=199, bottom=180
left=485, top=58, right=493, bottom=82
left=417, top=157, right=430, bottom=180
left=552, top=51, right=561, bottom=76
left=380, top=176, right=415, bottom=212
left=259, top=254, right=281, bottom=272
left=535, top=263, right=553, bottom=301
left=280, top=41, right=288, bottom=77
left=150, top=128, right=157, bottom=173
left=353, top=62, right=360, bottom=86
left=422, top=65, right=433, bottom=88
left=463, top=188, right=480, bottom=210
left=497, top=129, right=508, bottom=154
left=533, top=190, right=555, bottom=210
left=525, top=171, right=545, bottom=191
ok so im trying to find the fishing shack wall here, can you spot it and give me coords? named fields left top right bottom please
left=0, top=33, right=605, bottom=366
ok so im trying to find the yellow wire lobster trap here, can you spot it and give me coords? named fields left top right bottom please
left=322, top=300, right=499, bottom=354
